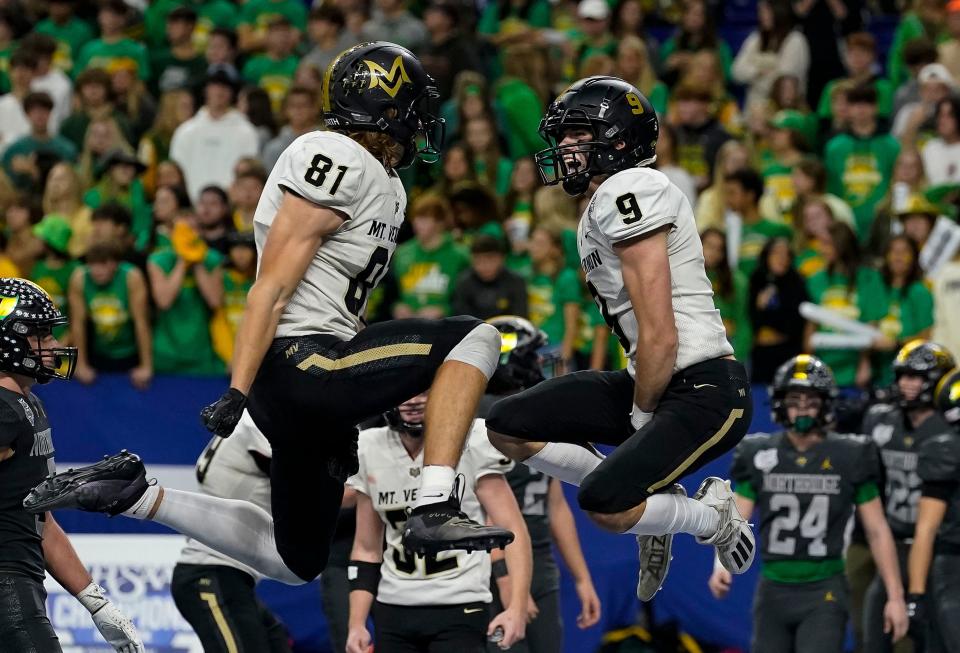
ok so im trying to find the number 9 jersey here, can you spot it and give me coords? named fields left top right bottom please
left=730, top=432, right=880, bottom=566
left=577, top=167, right=731, bottom=375
left=254, top=130, right=407, bottom=339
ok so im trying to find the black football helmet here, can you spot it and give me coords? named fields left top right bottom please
left=934, top=367, right=960, bottom=425
left=535, top=76, right=659, bottom=196
left=892, top=340, right=955, bottom=409
left=384, top=393, right=427, bottom=437
left=771, top=354, right=838, bottom=431
left=322, top=42, right=443, bottom=169
left=486, top=315, right=557, bottom=395
left=0, top=278, right=76, bottom=382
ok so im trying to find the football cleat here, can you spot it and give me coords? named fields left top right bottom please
left=402, top=476, right=514, bottom=556
left=693, top=477, right=755, bottom=574
left=636, top=483, right=686, bottom=602
left=23, top=450, right=153, bottom=516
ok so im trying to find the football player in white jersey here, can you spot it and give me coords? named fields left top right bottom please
left=346, top=393, right=532, bottom=652
left=487, top=77, right=757, bottom=602
left=170, top=412, right=291, bottom=652
left=24, top=43, right=511, bottom=585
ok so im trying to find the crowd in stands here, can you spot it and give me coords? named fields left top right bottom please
left=2, top=0, right=960, bottom=395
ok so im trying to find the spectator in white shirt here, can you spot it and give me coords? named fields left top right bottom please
left=921, top=97, right=960, bottom=185
left=169, top=70, right=259, bottom=202
left=0, top=50, right=41, bottom=156
left=22, top=33, right=72, bottom=132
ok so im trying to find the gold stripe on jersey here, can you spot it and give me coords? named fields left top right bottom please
left=199, top=592, right=238, bottom=653
left=647, top=408, right=745, bottom=493
left=296, top=343, right=432, bottom=372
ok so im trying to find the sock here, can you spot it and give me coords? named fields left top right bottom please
left=122, top=484, right=161, bottom=519
left=148, top=488, right=305, bottom=585
left=524, top=442, right=604, bottom=486
left=413, top=465, right=456, bottom=508
left=628, top=493, right=719, bottom=537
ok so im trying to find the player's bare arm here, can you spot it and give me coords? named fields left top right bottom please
left=548, top=478, right=601, bottom=628
left=477, top=472, right=532, bottom=648
left=346, top=490, right=385, bottom=653
left=615, top=226, right=677, bottom=415
left=908, top=497, right=946, bottom=596
left=127, top=267, right=153, bottom=389
left=858, top=497, right=909, bottom=641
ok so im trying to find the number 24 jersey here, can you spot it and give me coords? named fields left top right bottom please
left=731, top=432, right=880, bottom=563
left=254, top=131, right=407, bottom=340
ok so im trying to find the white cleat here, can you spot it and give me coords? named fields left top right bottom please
left=636, top=483, right=686, bottom=602
left=693, top=477, right=755, bottom=574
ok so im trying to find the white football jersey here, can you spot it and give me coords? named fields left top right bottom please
left=346, top=420, right=513, bottom=606
left=177, top=410, right=272, bottom=578
left=578, top=166, right=732, bottom=374
left=254, top=130, right=407, bottom=339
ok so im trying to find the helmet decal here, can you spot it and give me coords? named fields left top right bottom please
left=0, top=295, right=18, bottom=320
left=364, top=56, right=411, bottom=98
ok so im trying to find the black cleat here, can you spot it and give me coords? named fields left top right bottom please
left=23, top=450, right=153, bottom=516
left=401, top=476, right=514, bottom=556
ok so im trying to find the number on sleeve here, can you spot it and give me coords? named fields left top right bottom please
left=616, top=192, right=643, bottom=224
left=304, top=153, right=349, bottom=196
left=345, top=246, right=391, bottom=316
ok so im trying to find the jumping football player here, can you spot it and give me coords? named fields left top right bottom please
left=708, top=355, right=908, bottom=653
left=487, top=77, right=756, bottom=602
left=482, top=316, right=601, bottom=653
left=24, top=43, right=511, bottom=585
left=860, top=340, right=955, bottom=653
left=170, top=412, right=291, bottom=652
left=0, top=278, right=143, bottom=652
left=906, top=366, right=960, bottom=652
left=346, top=391, right=532, bottom=652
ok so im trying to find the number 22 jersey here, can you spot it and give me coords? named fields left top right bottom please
left=254, top=130, right=407, bottom=339
left=577, top=166, right=732, bottom=374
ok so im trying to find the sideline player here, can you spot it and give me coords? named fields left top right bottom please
left=481, top=316, right=601, bottom=653
left=860, top=340, right=955, bottom=653
left=0, top=278, right=143, bottom=652
left=907, top=367, right=960, bottom=652
left=345, top=392, right=532, bottom=651
left=708, top=355, right=908, bottom=653
left=170, top=412, right=291, bottom=652
left=487, top=77, right=755, bottom=601
left=24, top=43, right=511, bottom=584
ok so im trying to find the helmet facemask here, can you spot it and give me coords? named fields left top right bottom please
left=3, top=317, right=77, bottom=383
left=384, top=394, right=427, bottom=437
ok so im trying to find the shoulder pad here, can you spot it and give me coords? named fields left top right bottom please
left=588, top=167, right=679, bottom=244
left=275, top=131, right=370, bottom=213
left=918, top=433, right=960, bottom=482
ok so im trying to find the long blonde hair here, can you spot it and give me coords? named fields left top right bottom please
left=616, top=36, right=658, bottom=97
left=149, top=89, right=194, bottom=140
left=349, top=131, right=404, bottom=169
left=77, top=117, right=134, bottom=188
left=42, top=163, right=85, bottom=215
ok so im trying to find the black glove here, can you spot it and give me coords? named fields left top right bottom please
left=200, top=388, right=248, bottom=437
left=327, top=430, right=359, bottom=483
left=907, top=593, right=928, bottom=636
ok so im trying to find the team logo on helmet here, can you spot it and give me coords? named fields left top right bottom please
left=364, top=56, right=411, bottom=98
left=0, top=295, right=18, bottom=320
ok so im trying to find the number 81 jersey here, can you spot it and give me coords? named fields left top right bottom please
left=254, top=130, right=407, bottom=339
left=577, top=167, right=731, bottom=375
left=346, top=419, right=514, bottom=606
left=730, top=432, right=880, bottom=563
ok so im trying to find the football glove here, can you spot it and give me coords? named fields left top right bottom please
left=907, top=593, right=928, bottom=635
left=201, top=388, right=248, bottom=437
left=77, top=583, right=144, bottom=653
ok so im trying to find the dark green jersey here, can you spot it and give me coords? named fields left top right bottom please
left=731, top=432, right=879, bottom=573
left=862, top=403, right=954, bottom=539
left=505, top=465, right=551, bottom=549
left=917, top=432, right=960, bottom=552
left=0, top=388, right=54, bottom=583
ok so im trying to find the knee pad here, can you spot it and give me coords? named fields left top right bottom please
left=444, top=321, right=501, bottom=380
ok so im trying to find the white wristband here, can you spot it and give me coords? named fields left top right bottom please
left=76, top=582, right=109, bottom=615
left=631, top=406, right=653, bottom=431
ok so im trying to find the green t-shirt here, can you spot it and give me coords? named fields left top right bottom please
left=34, top=18, right=94, bottom=74
left=737, top=218, right=793, bottom=278
left=527, top=267, right=580, bottom=347
left=660, top=36, right=733, bottom=81
left=0, top=43, right=11, bottom=94
left=887, top=13, right=948, bottom=89
left=872, top=280, right=935, bottom=386
left=647, top=81, right=669, bottom=116
left=84, top=179, right=152, bottom=254
left=239, top=0, right=307, bottom=30
left=825, top=133, right=900, bottom=242
left=806, top=266, right=887, bottom=386
left=477, top=0, right=551, bottom=35
left=505, top=251, right=532, bottom=279
left=494, top=77, right=548, bottom=160
left=392, top=234, right=470, bottom=314
left=709, top=268, right=751, bottom=362
left=148, top=247, right=225, bottom=376
left=145, top=1, right=238, bottom=48
left=761, top=160, right=798, bottom=223
left=83, top=261, right=137, bottom=360
left=473, top=156, right=514, bottom=198
left=795, top=243, right=826, bottom=279
left=150, top=48, right=207, bottom=94
left=242, top=54, right=298, bottom=113
left=817, top=77, right=895, bottom=119
left=30, top=259, right=79, bottom=339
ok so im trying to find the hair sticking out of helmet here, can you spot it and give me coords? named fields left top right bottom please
left=892, top=340, right=956, bottom=410
left=770, top=354, right=838, bottom=433
left=535, top=76, right=658, bottom=196
left=0, top=277, right=77, bottom=382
